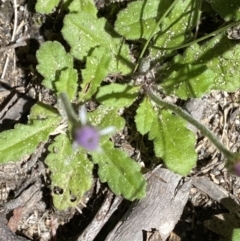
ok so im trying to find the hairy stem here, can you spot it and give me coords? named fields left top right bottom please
left=146, top=85, right=234, bottom=160
left=59, top=93, right=79, bottom=125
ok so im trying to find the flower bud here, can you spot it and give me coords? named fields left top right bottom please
left=74, top=125, right=100, bottom=151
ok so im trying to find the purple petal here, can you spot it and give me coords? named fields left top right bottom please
left=98, top=126, right=116, bottom=135
left=234, top=162, right=240, bottom=176
left=78, top=106, right=87, bottom=125
left=74, top=126, right=100, bottom=151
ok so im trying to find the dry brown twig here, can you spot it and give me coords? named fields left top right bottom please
left=0, top=0, right=27, bottom=81
left=0, top=41, right=27, bottom=53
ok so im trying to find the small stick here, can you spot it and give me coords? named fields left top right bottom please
left=77, top=192, right=123, bottom=241
left=0, top=41, right=27, bottom=53
left=11, top=0, right=18, bottom=42
left=1, top=0, right=18, bottom=80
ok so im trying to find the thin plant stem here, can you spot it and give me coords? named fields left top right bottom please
left=152, top=20, right=240, bottom=51
left=193, top=0, right=202, bottom=40
left=134, top=0, right=181, bottom=73
left=145, top=85, right=234, bottom=160
left=59, top=93, right=79, bottom=125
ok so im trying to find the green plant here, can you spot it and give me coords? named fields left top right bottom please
left=1, top=0, right=240, bottom=210
left=232, top=228, right=240, bottom=241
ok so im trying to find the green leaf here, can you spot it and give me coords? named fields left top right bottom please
left=45, top=134, right=93, bottom=210
left=205, top=0, right=240, bottom=21
left=88, top=105, right=125, bottom=134
left=68, top=0, right=97, bottom=15
left=232, top=229, right=240, bottom=241
left=0, top=118, right=60, bottom=164
left=80, top=46, right=111, bottom=101
left=62, top=12, right=133, bottom=74
left=151, top=0, right=199, bottom=58
left=149, top=110, right=197, bottom=176
left=88, top=105, right=125, bottom=154
left=161, top=63, right=215, bottom=99
left=135, top=97, right=155, bottom=135
left=115, top=0, right=161, bottom=40
left=96, top=83, right=140, bottom=108
left=55, top=67, right=78, bottom=100
left=200, top=36, right=240, bottom=91
left=35, top=0, right=60, bottom=14
left=62, top=12, right=112, bottom=60
left=29, top=102, right=60, bottom=121
left=92, top=141, right=146, bottom=200
left=109, top=38, right=134, bottom=74
left=179, top=36, right=240, bottom=92
left=36, top=41, right=73, bottom=90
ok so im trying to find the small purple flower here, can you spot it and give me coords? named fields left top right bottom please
left=73, top=106, right=115, bottom=151
left=74, top=126, right=100, bottom=151
left=234, top=162, right=240, bottom=176
left=59, top=93, right=115, bottom=151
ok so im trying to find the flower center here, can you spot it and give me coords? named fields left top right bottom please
left=74, top=126, right=100, bottom=151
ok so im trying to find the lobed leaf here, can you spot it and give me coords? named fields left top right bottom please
left=151, top=0, right=200, bottom=58
left=45, top=134, right=93, bottom=210
left=197, top=36, right=240, bottom=91
left=135, top=97, right=156, bottom=135
left=161, top=63, right=215, bottom=99
left=88, top=105, right=125, bottom=134
left=80, top=46, right=111, bottom=101
left=205, top=0, right=240, bottom=21
left=29, top=102, right=60, bottom=121
left=55, top=67, right=78, bottom=100
left=115, top=0, right=161, bottom=40
left=108, top=38, right=134, bottom=74
left=36, top=41, right=73, bottom=90
left=92, top=141, right=146, bottom=201
left=62, top=12, right=112, bottom=60
left=62, top=12, right=133, bottom=74
left=0, top=118, right=60, bottom=164
left=68, top=0, right=97, bottom=15
left=95, top=83, right=140, bottom=108
left=149, top=110, right=197, bottom=176
left=176, top=35, right=240, bottom=92
left=35, top=0, right=60, bottom=14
